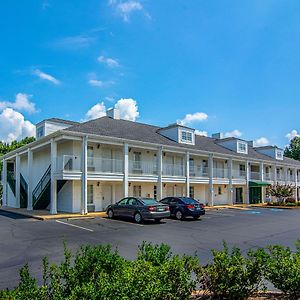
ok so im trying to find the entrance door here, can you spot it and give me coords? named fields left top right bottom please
left=249, top=187, right=262, bottom=204
left=102, top=185, right=112, bottom=211
left=235, top=188, right=243, bottom=204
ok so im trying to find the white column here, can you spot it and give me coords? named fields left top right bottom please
left=294, top=168, right=298, bottom=201
left=112, top=183, right=116, bottom=204
left=27, top=150, right=33, bottom=210
left=2, top=160, right=7, bottom=206
left=186, top=152, right=190, bottom=197
left=284, top=167, right=288, bottom=184
left=228, top=158, right=233, bottom=205
left=81, top=136, right=88, bottom=215
left=15, top=154, right=21, bottom=208
left=123, top=143, right=129, bottom=198
left=208, top=154, right=214, bottom=206
left=274, top=165, right=277, bottom=183
left=50, top=139, right=57, bottom=214
left=260, top=162, right=264, bottom=181
left=245, top=161, right=250, bottom=204
left=157, top=147, right=163, bottom=200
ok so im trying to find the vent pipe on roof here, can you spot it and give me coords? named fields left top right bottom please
left=107, top=108, right=120, bottom=120
left=247, top=141, right=254, bottom=147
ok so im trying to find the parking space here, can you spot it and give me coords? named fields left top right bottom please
left=1, top=207, right=300, bottom=289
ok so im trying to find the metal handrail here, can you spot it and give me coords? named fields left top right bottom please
left=32, top=165, right=51, bottom=207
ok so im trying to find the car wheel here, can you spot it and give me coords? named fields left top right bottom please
left=193, top=216, right=200, bottom=220
left=107, top=209, right=114, bottom=219
left=134, top=212, right=143, bottom=223
left=175, top=210, right=184, bottom=220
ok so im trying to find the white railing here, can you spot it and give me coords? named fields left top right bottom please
left=189, top=166, right=209, bottom=177
left=250, top=171, right=260, bottom=180
left=276, top=173, right=284, bottom=181
left=287, top=175, right=295, bottom=183
left=232, top=169, right=246, bottom=179
left=264, top=173, right=274, bottom=181
left=88, top=157, right=123, bottom=173
left=213, top=167, right=228, bottom=179
left=163, top=163, right=185, bottom=176
left=129, top=161, right=158, bottom=175
left=57, top=155, right=81, bottom=172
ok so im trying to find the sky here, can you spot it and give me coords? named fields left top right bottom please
left=0, top=0, right=300, bottom=147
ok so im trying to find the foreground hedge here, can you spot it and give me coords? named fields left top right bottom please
left=1, top=242, right=300, bottom=299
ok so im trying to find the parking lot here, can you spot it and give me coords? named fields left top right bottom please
left=1, top=207, right=300, bottom=289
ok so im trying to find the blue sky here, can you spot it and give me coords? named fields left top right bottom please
left=0, top=0, right=299, bottom=147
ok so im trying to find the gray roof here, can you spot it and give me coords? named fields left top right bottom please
left=65, top=116, right=300, bottom=166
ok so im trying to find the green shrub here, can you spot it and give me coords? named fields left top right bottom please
left=264, top=242, right=300, bottom=299
left=198, top=242, right=266, bottom=300
left=285, top=197, right=296, bottom=204
left=0, top=243, right=197, bottom=300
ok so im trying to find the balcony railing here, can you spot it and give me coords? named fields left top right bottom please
left=264, top=173, right=274, bottom=181
left=250, top=171, right=260, bottom=180
left=189, top=166, right=209, bottom=177
left=213, top=167, right=228, bottom=179
left=163, top=163, right=185, bottom=176
left=57, top=155, right=81, bottom=172
left=276, top=174, right=284, bottom=181
left=129, top=161, right=158, bottom=175
left=88, top=157, right=123, bottom=173
left=232, top=169, right=246, bottom=179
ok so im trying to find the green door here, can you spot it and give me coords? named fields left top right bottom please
left=249, top=187, right=262, bottom=204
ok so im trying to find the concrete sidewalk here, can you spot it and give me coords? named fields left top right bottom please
left=0, top=207, right=107, bottom=220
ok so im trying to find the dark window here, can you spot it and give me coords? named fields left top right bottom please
left=179, top=197, right=198, bottom=204
left=118, top=198, right=128, bottom=205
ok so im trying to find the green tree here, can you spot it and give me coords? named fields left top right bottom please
left=285, top=136, right=300, bottom=161
left=267, top=183, right=295, bottom=204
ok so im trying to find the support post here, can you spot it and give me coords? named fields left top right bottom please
left=186, top=152, right=190, bottom=197
left=208, top=154, right=214, bottom=206
left=157, top=147, right=163, bottom=200
left=50, top=139, right=57, bottom=214
left=15, top=154, right=21, bottom=208
left=123, top=143, right=129, bottom=198
left=245, top=161, right=250, bottom=204
left=228, top=158, right=233, bottom=205
left=260, top=162, right=265, bottom=203
left=27, top=150, right=33, bottom=210
left=81, top=136, right=88, bottom=214
left=2, top=160, right=7, bottom=206
left=295, top=168, right=298, bottom=201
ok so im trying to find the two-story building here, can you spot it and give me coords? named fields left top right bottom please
left=1, top=108, right=300, bottom=215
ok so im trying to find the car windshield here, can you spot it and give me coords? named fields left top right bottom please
left=179, top=197, right=198, bottom=204
left=139, top=198, right=158, bottom=205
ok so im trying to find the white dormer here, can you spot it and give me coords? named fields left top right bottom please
left=158, top=123, right=195, bottom=145
left=36, top=118, right=78, bottom=140
left=255, top=146, right=284, bottom=160
left=215, top=137, right=249, bottom=155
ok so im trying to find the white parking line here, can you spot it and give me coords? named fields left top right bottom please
left=206, top=212, right=235, bottom=217
left=101, top=217, right=144, bottom=227
left=56, top=220, right=94, bottom=232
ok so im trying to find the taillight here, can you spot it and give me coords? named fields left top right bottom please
left=165, top=206, right=170, bottom=211
left=200, top=204, right=205, bottom=209
left=187, top=204, right=195, bottom=210
left=148, top=206, right=156, bottom=212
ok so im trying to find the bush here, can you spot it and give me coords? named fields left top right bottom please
left=264, top=242, right=300, bottom=299
left=285, top=197, right=296, bottom=204
left=0, top=243, right=197, bottom=300
left=198, top=242, right=266, bottom=299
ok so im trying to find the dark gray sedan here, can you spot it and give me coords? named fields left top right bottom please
left=106, top=197, right=170, bottom=223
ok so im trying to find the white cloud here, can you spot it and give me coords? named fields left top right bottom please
left=109, top=0, right=149, bottom=22
left=0, top=93, right=37, bottom=114
left=114, top=98, right=139, bottom=121
left=97, top=55, right=120, bottom=68
left=178, top=112, right=208, bottom=126
left=195, top=130, right=208, bottom=137
left=83, top=97, right=139, bottom=122
left=254, top=137, right=269, bottom=147
left=286, top=129, right=299, bottom=141
left=88, top=79, right=115, bottom=87
left=224, top=129, right=242, bottom=138
left=0, top=108, right=35, bottom=143
left=51, top=35, right=96, bottom=49
left=83, top=102, right=106, bottom=121
left=34, top=69, right=60, bottom=85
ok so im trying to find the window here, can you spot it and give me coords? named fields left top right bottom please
left=37, top=126, right=44, bottom=138
left=239, top=164, right=246, bottom=176
left=118, top=198, right=129, bottom=205
left=276, top=150, right=283, bottom=160
left=87, top=184, right=94, bottom=204
left=153, top=185, right=157, bottom=200
left=189, top=186, right=195, bottom=198
left=127, top=198, right=139, bottom=206
left=87, top=146, right=94, bottom=167
left=237, top=142, right=247, bottom=154
left=181, top=131, right=193, bottom=143
left=133, top=185, right=142, bottom=197
left=133, top=152, right=141, bottom=169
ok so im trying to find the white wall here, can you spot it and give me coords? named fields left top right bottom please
left=57, top=181, right=73, bottom=212
left=6, top=183, right=17, bottom=207
left=213, top=184, right=229, bottom=205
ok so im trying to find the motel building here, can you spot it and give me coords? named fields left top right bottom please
left=1, top=108, right=300, bottom=215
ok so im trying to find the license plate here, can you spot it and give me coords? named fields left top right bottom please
left=157, top=207, right=164, bottom=211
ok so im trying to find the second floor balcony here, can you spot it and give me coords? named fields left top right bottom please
left=129, top=161, right=158, bottom=176
left=163, top=163, right=185, bottom=177
left=189, top=166, right=209, bottom=177
left=250, top=171, right=260, bottom=180
left=213, top=167, right=228, bottom=179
